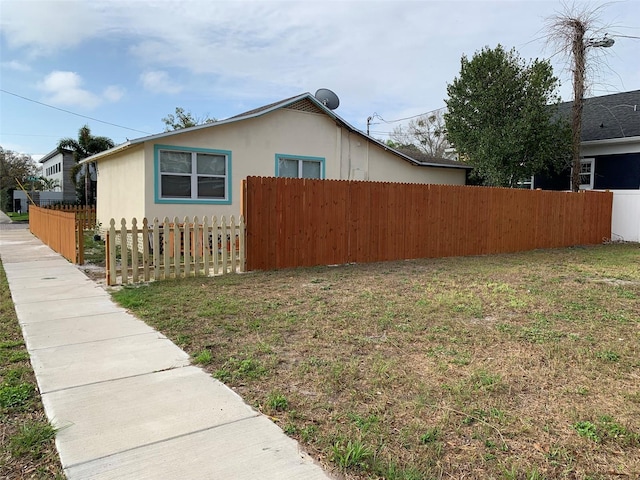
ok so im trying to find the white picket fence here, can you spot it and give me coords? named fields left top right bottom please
left=105, top=216, right=245, bottom=286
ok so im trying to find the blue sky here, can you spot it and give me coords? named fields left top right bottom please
left=1, top=0, right=639, bottom=161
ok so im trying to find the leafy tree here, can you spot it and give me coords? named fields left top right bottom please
left=390, top=110, right=452, bottom=158
left=444, top=45, right=571, bottom=187
left=57, top=125, right=115, bottom=205
left=0, top=147, right=38, bottom=211
left=161, top=107, right=216, bottom=131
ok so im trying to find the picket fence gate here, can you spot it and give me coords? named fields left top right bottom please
left=106, top=215, right=245, bottom=286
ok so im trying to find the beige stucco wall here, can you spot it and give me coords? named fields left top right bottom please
left=96, top=145, right=145, bottom=230
left=95, top=107, right=467, bottom=225
left=367, top=143, right=467, bottom=185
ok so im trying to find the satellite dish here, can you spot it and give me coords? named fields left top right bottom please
left=315, top=88, right=340, bottom=110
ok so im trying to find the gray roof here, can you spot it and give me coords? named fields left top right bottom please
left=39, top=147, right=72, bottom=163
left=558, top=90, right=640, bottom=141
left=84, top=93, right=470, bottom=170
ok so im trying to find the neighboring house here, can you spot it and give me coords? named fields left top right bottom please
left=40, top=147, right=77, bottom=201
left=534, top=89, right=640, bottom=190
left=84, top=92, right=471, bottom=228
left=12, top=147, right=76, bottom=211
left=534, top=89, right=640, bottom=242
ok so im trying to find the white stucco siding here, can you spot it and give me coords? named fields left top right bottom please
left=367, top=145, right=467, bottom=185
left=96, top=146, right=145, bottom=229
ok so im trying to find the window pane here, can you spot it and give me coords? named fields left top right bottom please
left=198, top=177, right=226, bottom=198
left=197, top=154, right=226, bottom=175
left=160, top=151, right=192, bottom=173
left=278, top=158, right=299, bottom=178
left=161, top=175, right=191, bottom=197
left=302, top=161, right=321, bottom=179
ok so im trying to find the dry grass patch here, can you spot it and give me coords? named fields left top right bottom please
left=112, top=244, right=640, bottom=479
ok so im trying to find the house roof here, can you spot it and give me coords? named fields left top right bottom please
left=558, top=89, right=640, bottom=141
left=83, top=93, right=471, bottom=170
left=39, top=147, right=72, bottom=163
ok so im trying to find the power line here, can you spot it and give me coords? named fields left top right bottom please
left=0, top=89, right=152, bottom=135
left=369, top=106, right=447, bottom=125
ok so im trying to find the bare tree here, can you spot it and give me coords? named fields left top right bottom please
left=390, top=110, right=451, bottom=158
left=545, top=3, right=614, bottom=191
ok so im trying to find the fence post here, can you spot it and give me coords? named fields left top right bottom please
left=76, top=220, right=84, bottom=265
left=239, top=215, right=246, bottom=273
left=107, top=219, right=117, bottom=285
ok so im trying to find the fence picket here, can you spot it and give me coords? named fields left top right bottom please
left=203, top=216, right=211, bottom=276
left=142, top=218, right=150, bottom=282
left=212, top=216, right=219, bottom=275
left=120, top=219, right=128, bottom=285
left=131, top=217, right=139, bottom=283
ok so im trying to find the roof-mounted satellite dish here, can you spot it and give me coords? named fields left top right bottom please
left=315, top=88, right=340, bottom=110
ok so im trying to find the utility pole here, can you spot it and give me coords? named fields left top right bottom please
left=570, top=20, right=587, bottom=193
left=545, top=6, right=614, bottom=191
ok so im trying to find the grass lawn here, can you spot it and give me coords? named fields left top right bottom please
left=0, top=262, right=64, bottom=479
left=6, top=213, right=28, bottom=223
left=112, top=244, right=640, bottom=480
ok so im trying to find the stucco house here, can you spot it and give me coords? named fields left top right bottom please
left=84, top=92, right=471, bottom=228
left=534, top=89, right=640, bottom=190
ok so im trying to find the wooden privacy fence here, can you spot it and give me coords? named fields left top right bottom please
left=44, top=205, right=97, bottom=230
left=242, top=177, right=613, bottom=270
left=105, top=216, right=245, bottom=286
left=28, top=205, right=88, bottom=264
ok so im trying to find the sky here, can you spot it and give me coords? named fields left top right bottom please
left=1, top=0, right=639, bottom=162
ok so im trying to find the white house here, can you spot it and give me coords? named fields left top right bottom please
left=84, top=92, right=471, bottom=229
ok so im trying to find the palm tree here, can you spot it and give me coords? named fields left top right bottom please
left=37, top=177, right=61, bottom=191
left=58, top=125, right=115, bottom=205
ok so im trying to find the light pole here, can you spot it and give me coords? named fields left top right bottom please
left=570, top=32, right=613, bottom=191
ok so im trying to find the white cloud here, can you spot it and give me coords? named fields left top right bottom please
left=103, top=85, right=125, bottom=102
left=0, top=1, right=101, bottom=54
left=140, top=71, right=182, bottom=94
left=1, top=60, right=31, bottom=71
left=39, top=71, right=123, bottom=109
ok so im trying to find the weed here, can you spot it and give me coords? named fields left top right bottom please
left=419, top=427, right=440, bottom=444
left=348, top=412, right=379, bottom=433
left=193, top=349, right=213, bottom=365
left=331, top=439, right=373, bottom=470
left=595, top=350, right=620, bottom=362
left=0, top=382, right=33, bottom=409
left=573, top=421, right=600, bottom=442
left=9, top=421, right=58, bottom=458
left=266, top=392, right=289, bottom=412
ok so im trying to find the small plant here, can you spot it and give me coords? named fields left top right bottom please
left=419, top=427, right=440, bottom=444
left=331, top=438, right=373, bottom=470
left=9, top=420, right=58, bottom=458
left=348, top=412, right=379, bottom=433
left=193, top=349, right=213, bottom=365
left=573, top=421, right=600, bottom=442
left=266, top=392, right=289, bottom=412
left=596, top=350, right=620, bottom=362
left=0, top=383, right=33, bottom=410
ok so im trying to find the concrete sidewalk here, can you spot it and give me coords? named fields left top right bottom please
left=0, top=226, right=333, bottom=480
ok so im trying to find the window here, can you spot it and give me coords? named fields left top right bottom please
left=275, top=154, right=324, bottom=179
left=572, top=158, right=595, bottom=190
left=155, top=146, right=231, bottom=203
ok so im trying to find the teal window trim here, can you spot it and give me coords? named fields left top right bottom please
left=154, top=144, right=232, bottom=205
left=274, top=154, right=325, bottom=179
